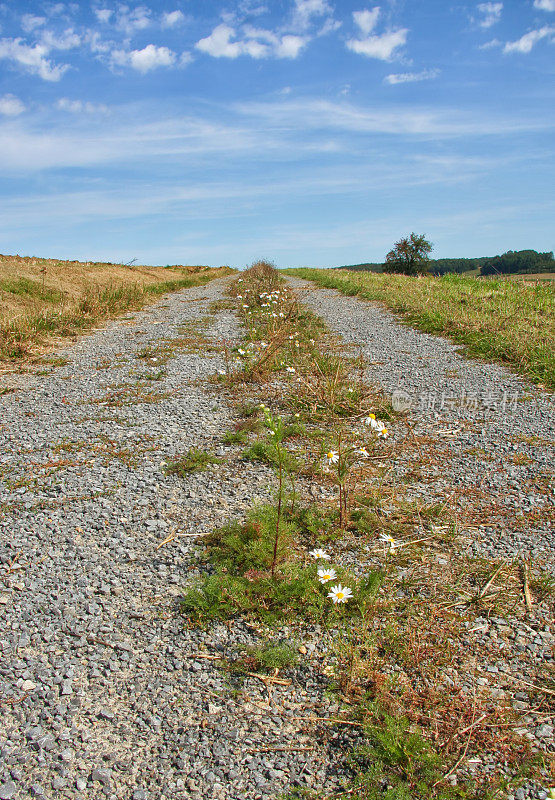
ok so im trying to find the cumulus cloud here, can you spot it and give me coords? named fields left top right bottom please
left=162, top=10, right=185, bottom=27
left=347, top=7, right=408, bottom=60
left=352, top=8, right=380, bottom=35
left=115, top=5, right=151, bottom=35
left=292, top=0, right=333, bottom=31
left=0, top=93, right=25, bottom=116
left=196, top=23, right=307, bottom=59
left=56, top=97, right=109, bottom=113
left=475, top=2, right=503, bottom=28
left=21, top=14, right=46, bottom=32
left=94, top=9, right=113, bottom=23
left=0, top=38, right=69, bottom=81
left=503, top=25, right=554, bottom=53
left=111, top=43, right=176, bottom=72
left=534, top=0, right=555, bottom=10
left=385, top=68, right=439, bottom=84
left=40, top=29, right=81, bottom=50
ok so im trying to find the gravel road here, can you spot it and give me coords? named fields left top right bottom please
left=0, top=279, right=346, bottom=800
left=287, top=277, right=555, bottom=569
left=1, top=276, right=553, bottom=800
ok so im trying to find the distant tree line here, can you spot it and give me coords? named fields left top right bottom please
left=337, top=249, right=554, bottom=276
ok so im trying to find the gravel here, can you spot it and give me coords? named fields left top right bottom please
left=287, top=277, right=554, bottom=568
left=0, top=279, right=347, bottom=800
left=285, top=277, right=554, bottom=797
left=1, top=275, right=553, bottom=799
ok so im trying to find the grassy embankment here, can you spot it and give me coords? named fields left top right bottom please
left=0, top=254, right=231, bottom=363
left=284, top=268, right=555, bottom=389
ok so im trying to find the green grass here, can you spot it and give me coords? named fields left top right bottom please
left=163, top=447, right=222, bottom=476
left=0, top=277, right=64, bottom=303
left=284, top=268, right=555, bottom=388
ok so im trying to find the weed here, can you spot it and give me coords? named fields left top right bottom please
left=164, top=448, right=222, bottom=476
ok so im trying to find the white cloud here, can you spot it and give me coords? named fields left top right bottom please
left=534, top=0, right=555, bottom=11
left=276, top=34, right=306, bottom=57
left=347, top=8, right=407, bottom=60
left=0, top=38, right=69, bottom=81
left=385, top=68, right=439, bottom=84
left=503, top=25, right=554, bottom=53
left=115, top=5, right=151, bottom=35
left=56, top=97, right=109, bottom=113
left=40, top=29, right=81, bottom=50
left=94, top=9, right=113, bottom=23
left=21, top=14, right=46, bottom=32
left=478, top=38, right=501, bottom=49
left=347, top=28, right=407, bottom=59
left=162, top=10, right=185, bottom=27
left=292, top=0, right=333, bottom=31
left=0, top=93, right=25, bottom=116
left=196, top=23, right=307, bottom=59
left=196, top=25, right=244, bottom=58
left=235, top=97, right=552, bottom=137
left=475, top=2, right=503, bottom=29
left=112, top=43, right=176, bottom=72
left=353, top=8, right=380, bottom=35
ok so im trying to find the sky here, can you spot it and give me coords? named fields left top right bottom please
left=0, top=0, right=553, bottom=268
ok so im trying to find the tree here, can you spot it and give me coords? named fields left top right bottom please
left=384, top=232, right=433, bottom=275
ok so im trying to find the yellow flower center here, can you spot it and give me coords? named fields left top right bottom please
left=369, top=414, right=376, bottom=419
left=337, top=592, right=344, bottom=599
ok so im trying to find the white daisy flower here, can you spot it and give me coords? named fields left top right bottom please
left=237, top=348, right=246, bottom=355
left=357, top=447, right=369, bottom=458
left=317, top=567, right=337, bottom=584
left=379, top=533, right=398, bottom=553
left=328, top=584, right=353, bottom=604
left=309, top=548, right=330, bottom=560
left=286, top=366, right=296, bottom=373
left=217, top=369, right=226, bottom=375
left=326, top=450, right=339, bottom=464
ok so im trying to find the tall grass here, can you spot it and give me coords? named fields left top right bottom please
left=285, top=268, right=555, bottom=388
left=0, top=270, right=229, bottom=362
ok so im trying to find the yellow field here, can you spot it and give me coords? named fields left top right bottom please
left=0, top=254, right=230, bottom=362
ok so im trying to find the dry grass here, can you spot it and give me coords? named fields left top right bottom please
left=285, top=268, right=555, bottom=388
left=0, top=253, right=231, bottom=362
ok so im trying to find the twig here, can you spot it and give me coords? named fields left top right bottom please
left=291, top=716, right=363, bottom=727
left=478, top=561, right=506, bottom=598
left=246, top=746, right=314, bottom=754
left=246, top=672, right=291, bottom=686
left=496, top=670, right=555, bottom=697
left=521, top=558, right=533, bottom=611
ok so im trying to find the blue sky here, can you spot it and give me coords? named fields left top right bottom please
left=0, top=0, right=553, bottom=267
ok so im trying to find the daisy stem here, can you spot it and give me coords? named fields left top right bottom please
left=271, top=444, right=283, bottom=579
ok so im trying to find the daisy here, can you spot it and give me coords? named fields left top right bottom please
left=286, top=366, right=296, bottom=373
left=357, top=447, right=369, bottom=458
left=377, top=426, right=389, bottom=438
left=317, top=567, right=337, bottom=584
left=309, top=548, right=330, bottom=560
left=237, top=348, right=246, bottom=355
left=328, top=584, right=353, bottom=604
left=379, top=533, right=398, bottom=553
left=326, top=450, right=339, bottom=464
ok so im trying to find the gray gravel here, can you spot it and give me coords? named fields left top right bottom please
left=1, top=275, right=553, bottom=799
left=0, top=279, right=346, bottom=800
left=287, top=277, right=554, bottom=568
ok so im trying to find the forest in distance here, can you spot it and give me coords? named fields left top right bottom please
left=339, top=248, right=555, bottom=277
